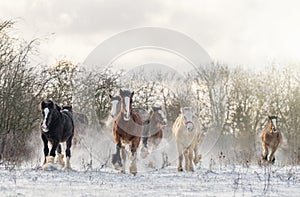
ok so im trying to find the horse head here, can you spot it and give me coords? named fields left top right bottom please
left=119, top=89, right=134, bottom=121
left=56, top=104, right=72, bottom=112
left=181, top=107, right=194, bottom=132
left=268, top=115, right=278, bottom=133
left=151, top=106, right=167, bottom=126
left=40, top=100, right=58, bottom=133
left=109, top=95, right=121, bottom=118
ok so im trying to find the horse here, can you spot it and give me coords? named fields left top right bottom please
left=140, top=106, right=167, bottom=159
left=111, top=89, right=144, bottom=175
left=261, top=115, right=282, bottom=164
left=172, top=107, right=202, bottom=172
left=56, top=105, right=89, bottom=145
left=40, top=100, right=74, bottom=170
left=109, top=94, right=167, bottom=158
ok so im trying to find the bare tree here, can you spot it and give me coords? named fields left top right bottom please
left=0, top=20, right=44, bottom=164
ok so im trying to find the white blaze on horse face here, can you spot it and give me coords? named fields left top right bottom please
left=271, top=118, right=278, bottom=132
left=42, top=108, right=49, bottom=132
left=158, top=110, right=167, bottom=125
left=124, top=97, right=130, bottom=121
left=111, top=100, right=119, bottom=118
left=183, top=109, right=194, bottom=131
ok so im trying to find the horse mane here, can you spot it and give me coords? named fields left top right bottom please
left=173, top=113, right=183, bottom=130
left=131, top=110, right=143, bottom=126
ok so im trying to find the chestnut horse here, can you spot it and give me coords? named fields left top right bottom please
left=141, top=106, right=167, bottom=158
left=261, top=116, right=282, bottom=164
left=173, top=107, right=202, bottom=172
left=111, top=89, right=144, bottom=175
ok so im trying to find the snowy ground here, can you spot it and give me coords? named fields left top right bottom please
left=2, top=126, right=298, bottom=196
left=1, top=164, right=299, bottom=197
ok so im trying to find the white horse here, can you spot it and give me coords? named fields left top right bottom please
left=172, top=107, right=202, bottom=172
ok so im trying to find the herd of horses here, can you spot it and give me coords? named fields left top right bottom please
left=39, top=90, right=282, bottom=174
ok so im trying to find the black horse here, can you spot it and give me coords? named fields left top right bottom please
left=40, top=100, right=74, bottom=169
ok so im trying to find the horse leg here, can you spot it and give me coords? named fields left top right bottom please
left=267, top=148, right=277, bottom=164
left=55, top=144, right=65, bottom=167
left=129, top=139, right=139, bottom=175
left=193, top=143, right=201, bottom=165
left=261, top=143, right=268, bottom=161
left=112, top=142, right=122, bottom=169
left=41, top=134, right=49, bottom=165
left=49, top=140, right=59, bottom=160
left=64, top=135, right=73, bottom=169
left=176, top=143, right=183, bottom=171
left=120, top=145, right=126, bottom=174
left=271, top=143, right=280, bottom=164
left=183, top=148, right=189, bottom=171
left=42, top=139, right=59, bottom=169
left=141, top=122, right=150, bottom=159
left=142, top=120, right=150, bottom=148
left=187, top=147, right=194, bottom=171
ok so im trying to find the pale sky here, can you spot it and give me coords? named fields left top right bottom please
left=1, top=0, right=300, bottom=68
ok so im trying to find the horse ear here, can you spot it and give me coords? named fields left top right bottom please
left=119, top=89, right=123, bottom=95
left=40, top=101, right=45, bottom=111
left=131, top=91, right=134, bottom=97
left=152, top=106, right=159, bottom=111
left=56, top=104, right=62, bottom=111
left=48, top=100, right=54, bottom=108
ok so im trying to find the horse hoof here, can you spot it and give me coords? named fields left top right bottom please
left=147, top=161, right=155, bottom=169
left=140, top=147, right=149, bottom=159
left=177, top=167, right=183, bottom=172
left=45, top=156, right=55, bottom=164
left=188, top=167, right=194, bottom=172
left=129, top=163, right=137, bottom=175
left=194, top=155, right=202, bottom=164
left=55, top=154, right=65, bottom=167
left=113, top=160, right=123, bottom=170
left=119, top=169, right=125, bottom=174
left=112, top=154, right=122, bottom=169
left=272, top=157, right=275, bottom=164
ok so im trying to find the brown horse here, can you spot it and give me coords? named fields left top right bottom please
left=141, top=106, right=167, bottom=158
left=261, top=116, right=282, bottom=164
left=111, top=89, right=143, bottom=175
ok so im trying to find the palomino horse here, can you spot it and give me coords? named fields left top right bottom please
left=111, top=89, right=144, bottom=175
left=40, top=100, right=74, bottom=170
left=141, top=106, right=167, bottom=158
left=172, top=107, right=202, bottom=171
left=261, top=116, right=282, bottom=164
